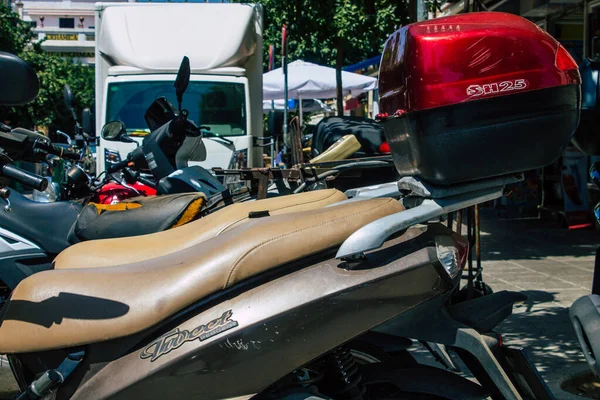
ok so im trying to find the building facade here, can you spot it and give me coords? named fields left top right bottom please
left=12, top=0, right=226, bottom=65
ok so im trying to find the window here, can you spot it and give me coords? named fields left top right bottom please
left=27, top=21, right=37, bottom=28
left=106, top=81, right=247, bottom=136
left=59, top=18, right=74, bottom=28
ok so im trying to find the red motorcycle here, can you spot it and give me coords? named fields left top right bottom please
left=93, top=181, right=157, bottom=205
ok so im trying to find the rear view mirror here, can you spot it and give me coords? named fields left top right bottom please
left=174, top=56, right=190, bottom=111
left=0, top=52, right=39, bottom=105
left=63, top=84, right=74, bottom=111
left=101, top=121, right=127, bottom=141
left=145, top=97, right=179, bottom=132
left=81, top=108, right=94, bottom=136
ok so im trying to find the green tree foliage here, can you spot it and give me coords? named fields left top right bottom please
left=239, top=0, right=408, bottom=114
left=0, top=4, right=94, bottom=132
left=253, top=0, right=409, bottom=71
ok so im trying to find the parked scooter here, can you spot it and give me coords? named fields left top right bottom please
left=96, top=57, right=236, bottom=202
left=566, top=57, right=600, bottom=381
left=0, top=12, right=580, bottom=399
left=0, top=54, right=209, bottom=291
left=0, top=126, right=206, bottom=291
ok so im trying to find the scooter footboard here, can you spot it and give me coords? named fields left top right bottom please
left=496, top=346, right=555, bottom=400
left=569, top=295, right=600, bottom=377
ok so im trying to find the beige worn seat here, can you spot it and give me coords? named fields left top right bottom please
left=55, top=189, right=347, bottom=270
left=0, top=197, right=404, bottom=354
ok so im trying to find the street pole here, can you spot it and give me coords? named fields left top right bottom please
left=282, top=24, right=289, bottom=164
left=584, top=0, right=589, bottom=59
left=268, top=44, right=276, bottom=166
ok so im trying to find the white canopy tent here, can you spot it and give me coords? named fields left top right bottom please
left=263, top=60, right=377, bottom=101
left=263, top=60, right=377, bottom=126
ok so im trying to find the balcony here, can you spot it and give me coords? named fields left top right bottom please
left=33, top=27, right=95, bottom=60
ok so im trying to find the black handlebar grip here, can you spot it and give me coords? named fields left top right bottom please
left=1, top=164, right=48, bottom=191
left=106, top=159, right=130, bottom=174
left=50, top=145, right=81, bottom=161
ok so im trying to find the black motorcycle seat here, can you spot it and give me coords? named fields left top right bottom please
left=73, top=193, right=206, bottom=242
left=54, top=189, right=347, bottom=270
left=0, top=191, right=82, bottom=254
left=312, top=116, right=386, bottom=158
left=0, top=197, right=404, bottom=353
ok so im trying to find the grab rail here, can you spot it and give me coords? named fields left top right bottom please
left=335, top=177, right=518, bottom=259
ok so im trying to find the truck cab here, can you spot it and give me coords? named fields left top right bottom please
left=95, top=3, right=263, bottom=174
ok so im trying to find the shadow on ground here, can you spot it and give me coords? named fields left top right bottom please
left=474, top=209, right=598, bottom=261
left=498, top=292, right=584, bottom=374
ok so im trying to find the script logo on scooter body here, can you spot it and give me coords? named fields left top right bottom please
left=140, top=310, right=239, bottom=362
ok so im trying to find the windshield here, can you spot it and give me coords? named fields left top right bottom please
left=106, top=80, right=247, bottom=137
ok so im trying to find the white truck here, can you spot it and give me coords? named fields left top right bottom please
left=94, top=2, right=263, bottom=174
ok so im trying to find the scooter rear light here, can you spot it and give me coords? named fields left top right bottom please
left=379, top=142, right=391, bottom=154
left=555, top=45, right=578, bottom=71
left=435, top=233, right=469, bottom=279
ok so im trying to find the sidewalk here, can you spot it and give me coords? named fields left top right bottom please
left=476, top=209, right=598, bottom=399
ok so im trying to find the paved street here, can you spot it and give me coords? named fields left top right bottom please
left=476, top=209, right=598, bottom=399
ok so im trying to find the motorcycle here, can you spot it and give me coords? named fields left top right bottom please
left=0, top=12, right=578, bottom=399
left=32, top=84, right=98, bottom=203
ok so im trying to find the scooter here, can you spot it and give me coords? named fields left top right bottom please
left=1, top=12, right=578, bottom=399
left=0, top=126, right=206, bottom=291
left=567, top=57, right=600, bottom=381
left=0, top=56, right=353, bottom=291
left=0, top=55, right=208, bottom=291
left=568, top=166, right=600, bottom=379
left=1, top=156, right=553, bottom=400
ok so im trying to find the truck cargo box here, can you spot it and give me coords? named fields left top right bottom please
left=378, top=12, right=581, bottom=185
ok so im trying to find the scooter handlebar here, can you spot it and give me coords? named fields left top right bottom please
left=36, top=141, right=81, bottom=162
left=106, top=158, right=130, bottom=174
left=48, top=144, right=81, bottom=162
left=1, top=164, right=48, bottom=191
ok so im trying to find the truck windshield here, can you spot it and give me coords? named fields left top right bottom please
left=106, top=81, right=246, bottom=137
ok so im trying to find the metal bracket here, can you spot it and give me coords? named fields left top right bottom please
left=336, top=185, right=505, bottom=259
left=344, top=182, right=401, bottom=200
left=397, top=174, right=523, bottom=199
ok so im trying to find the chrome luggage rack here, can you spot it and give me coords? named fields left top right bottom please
left=336, top=174, right=523, bottom=259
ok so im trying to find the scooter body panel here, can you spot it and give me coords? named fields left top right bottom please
left=60, top=227, right=448, bottom=400
left=0, top=191, right=80, bottom=254
left=0, top=227, right=50, bottom=289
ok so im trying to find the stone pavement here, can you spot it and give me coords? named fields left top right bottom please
left=475, top=209, right=598, bottom=399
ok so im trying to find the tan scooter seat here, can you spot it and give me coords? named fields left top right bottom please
left=0, top=198, right=404, bottom=354
left=54, top=189, right=347, bottom=270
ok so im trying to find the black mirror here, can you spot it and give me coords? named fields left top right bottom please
left=81, top=108, right=94, bottom=136
left=101, top=121, right=126, bottom=141
left=63, top=84, right=74, bottom=111
left=267, top=111, right=284, bottom=137
left=174, top=56, right=190, bottom=111
left=145, top=97, right=179, bottom=131
left=0, top=52, right=39, bottom=105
